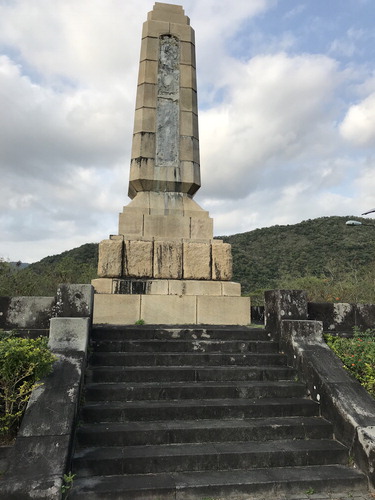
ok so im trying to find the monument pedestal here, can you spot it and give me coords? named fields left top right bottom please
left=92, top=3, right=250, bottom=325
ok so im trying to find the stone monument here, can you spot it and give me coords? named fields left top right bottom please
left=92, top=2, right=250, bottom=325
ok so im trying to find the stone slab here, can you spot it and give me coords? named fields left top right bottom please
left=197, top=296, right=250, bottom=325
left=0, top=296, right=55, bottom=329
left=93, top=294, right=141, bottom=324
left=91, top=278, right=113, bottom=294
left=141, top=295, right=196, bottom=324
left=49, top=317, right=90, bottom=354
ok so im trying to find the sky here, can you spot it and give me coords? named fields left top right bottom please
left=1, top=0, right=375, bottom=263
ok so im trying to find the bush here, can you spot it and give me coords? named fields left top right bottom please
left=0, top=330, right=56, bottom=443
left=325, top=328, right=375, bottom=397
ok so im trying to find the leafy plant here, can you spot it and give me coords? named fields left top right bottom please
left=135, top=319, right=145, bottom=325
left=325, top=328, right=375, bottom=397
left=0, top=331, right=56, bottom=442
left=61, top=471, right=76, bottom=496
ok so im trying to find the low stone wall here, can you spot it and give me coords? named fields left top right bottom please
left=265, top=290, right=375, bottom=488
left=0, top=284, right=94, bottom=500
left=308, top=302, right=375, bottom=333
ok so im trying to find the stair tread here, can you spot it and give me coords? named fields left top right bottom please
left=85, top=380, right=304, bottom=389
left=74, top=438, right=347, bottom=460
left=69, top=465, right=367, bottom=497
left=82, top=397, right=316, bottom=409
left=76, top=415, right=332, bottom=433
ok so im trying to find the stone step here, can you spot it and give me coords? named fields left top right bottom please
left=81, top=397, right=319, bottom=423
left=86, top=365, right=297, bottom=383
left=72, top=439, right=348, bottom=477
left=84, top=380, right=307, bottom=402
left=92, top=339, right=279, bottom=353
left=91, top=326, right=268, bottom=341
left=75, top=416, right=334, bottom=447
left=90, top=352, right=287, bottom=367
left=68, top=465, right=367, bottom=500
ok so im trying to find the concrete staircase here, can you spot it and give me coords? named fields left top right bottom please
left=69, top=325, right=367, bottom=499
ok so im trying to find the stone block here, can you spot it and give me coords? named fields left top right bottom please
left=98, top=239, right=123, bottom=278
left=124, top=239, right=153, bottom=278
left=133, top=106, right=156, bottom=133
left=140, top=36, right=158, bottom=62
left=141, top=295, right=196, bottom=323
left=136, top=83, right=157, bottom=110
left=180, top=88, right=197, bottom=113
left=170, top=22, right=195, bottom=43
left=142, top=20, right=170, bottom=39
left=144, top=214, right=190, bottom=239
left=149, top=6, right=188, bottom=25
left=55, top=284, right=93, bottom=318
left=169, top=280, right=222, bottom=296
left=49, top=317, right=90, bottom=354
left=180, top=41, right=196, bottom=67
left=118, top=210, right=144, bottom=237
left=180, top=63, right=197, bottom=89
left=131, top=132, right=155, bottom=158
left=212, top=242, right=233, bottom=280
left=93, top=294, right=141, bottom=324
left=190, top=216, right=213, bottom=240
left=180, top=111, right=199, bottom=138
left=183, top=242, right=211, bottom=279
left=154, top=240, right=183, bottom=279
left=197, top=296, right=250, bottom=325
left=222, top=282, right=242, bottom=296
left=137, top=59, right=158, bottom=86
left=91, top=278, right=113, bottom=294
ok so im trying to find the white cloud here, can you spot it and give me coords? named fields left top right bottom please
left=340, top=92, right=375, bottom=147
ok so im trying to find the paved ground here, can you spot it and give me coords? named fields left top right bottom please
left=206, top=492, right=375, bottom=500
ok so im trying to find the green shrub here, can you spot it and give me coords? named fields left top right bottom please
left=0, top=330, right=56, bottom=442
left=325, top=328, right=375, bottom=397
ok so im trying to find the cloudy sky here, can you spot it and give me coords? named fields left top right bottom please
left=1, top=0, right=375, bottom=263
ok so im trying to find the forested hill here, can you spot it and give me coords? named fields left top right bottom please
left=221, top=216, right=375, bottom=297
left=1, top=216, right=375, bottom=301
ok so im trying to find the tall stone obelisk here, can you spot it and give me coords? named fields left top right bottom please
left=92, top=3, right=250, bottom=325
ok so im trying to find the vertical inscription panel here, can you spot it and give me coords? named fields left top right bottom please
left=156, top=35, right=180, bottom=167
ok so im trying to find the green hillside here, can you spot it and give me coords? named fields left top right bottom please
left=1, top=216, right=375, bottom=302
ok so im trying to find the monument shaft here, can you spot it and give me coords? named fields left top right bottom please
left=93, top=3, right=250, bottom=325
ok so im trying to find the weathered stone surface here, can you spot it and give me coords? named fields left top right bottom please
left=0, top=296, right=55, bottom=329
left=55, top=284, right=93, bottom=319
left=49, top=317, right=90, bottom=354
left=183, top=242, right=211, bottom=279
left=212, top=242, right=232, bottom=280
left=124, top=239, right=153, bottom=278
left=280, top=318, right=375, bottom=489
left=154, top=241, right=183, bottom=279
left=98, top=239, right=123, bottom=278
left=265, top=290, right=308, bottom=340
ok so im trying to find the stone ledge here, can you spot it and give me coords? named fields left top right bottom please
left=92, top=278, right=241, bottom=296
